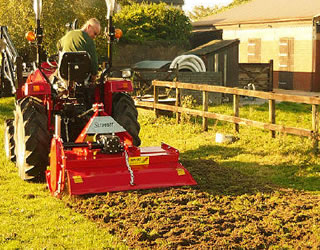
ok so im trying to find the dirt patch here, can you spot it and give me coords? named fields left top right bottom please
left=67, top=187, right=320, bottom=249
left=66, top=159, right=320, bottom=248
left=182, top=159, right=274, bottom=196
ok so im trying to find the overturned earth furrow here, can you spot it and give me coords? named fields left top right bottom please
left=67, top=188, right=320, bottom=249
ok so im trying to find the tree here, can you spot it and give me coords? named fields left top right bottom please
left=187, top=0, right=252, bottom=21
left=113, top=2, right=191, bottom=45
left=188, top=5, right=219, bottom=21
left=0, top=0, right=76, bottom=57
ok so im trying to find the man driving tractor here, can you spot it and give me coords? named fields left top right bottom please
left=57, top=18, right=101, bottom=82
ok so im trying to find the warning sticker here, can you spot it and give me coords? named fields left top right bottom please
left=73, top=176, right=83, bottom=184
left=129, top=156, right=149, bottom=166
left=176, top=168, right=186, bottom=176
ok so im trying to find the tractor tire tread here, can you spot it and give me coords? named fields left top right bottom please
left=4, top=119, right=16, bottom=162
left=113, top=96, right=138, bottom=118
left=112, top=93, right=141, bottom=146
left=14, top=97, right=50, bottom=182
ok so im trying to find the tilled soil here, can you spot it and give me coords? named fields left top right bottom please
left=67, top=187, right=320, bottom=249
left=65, top=150, right=320, bottom=249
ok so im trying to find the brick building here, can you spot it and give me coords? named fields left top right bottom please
left=193, top=0, right=320, bottom=91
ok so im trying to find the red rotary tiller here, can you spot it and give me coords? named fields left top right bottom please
left=47, top=103, right=196, bottom=196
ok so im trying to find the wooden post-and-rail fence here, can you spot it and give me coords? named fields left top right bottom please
left=135, top=80, right=320, bottom=153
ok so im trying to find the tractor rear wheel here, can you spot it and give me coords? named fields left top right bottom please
left=14, top=97, right=51, bottom=181
left=112, top=93, right=141, bottom=146
left=4, top=119, right=16, bottom=162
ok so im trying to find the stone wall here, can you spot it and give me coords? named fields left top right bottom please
left=112, top=43, right=187, bottom=69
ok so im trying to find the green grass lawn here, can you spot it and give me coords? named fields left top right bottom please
left=0, top=97, right=319, bottom=248
left=139, top=100, right=320, bottom=192
left=0, top=98, right=125, bottom=249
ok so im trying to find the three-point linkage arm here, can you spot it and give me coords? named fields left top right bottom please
left=0, top=26, right=23, bottom=96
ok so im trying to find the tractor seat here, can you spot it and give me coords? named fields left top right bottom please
left=58, top=51, right=91, bottom=82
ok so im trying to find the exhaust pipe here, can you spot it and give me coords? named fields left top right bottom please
left=55, top=115, right=61, bottom=138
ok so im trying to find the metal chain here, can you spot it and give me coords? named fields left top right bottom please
left=124, top=150, right=135, bottom=186
left=63, top=118, right=69, bottom=142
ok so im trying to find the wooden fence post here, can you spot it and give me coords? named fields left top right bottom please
left=233, top=94, right=239, bottom=133
left=202, top=91, right=208, bottom=131
left=268, top=59, right=274, bottom=91
left=153, top=84, right=159, bottom=118
left=312, top=104, right=319, bottom=153
left=269, top=99, right=276, bottom=138
left=175, top=87, right=181, bottom=124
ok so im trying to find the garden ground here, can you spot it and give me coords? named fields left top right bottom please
left=1, top=98, right=320, bottom=248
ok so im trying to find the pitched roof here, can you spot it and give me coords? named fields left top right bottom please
left=185, top=39, right=239, bottom=56
left=193, top=0, right=320, bottom=27
left=132, top=60, right=171, bottom=71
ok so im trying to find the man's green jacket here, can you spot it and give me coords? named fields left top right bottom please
left=57, top=30, right=98, bottom=75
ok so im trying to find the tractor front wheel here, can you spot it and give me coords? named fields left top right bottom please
left=14, top=97, right=51, bottom=181
left=112, top=93, right=141, bottom=146
left=4, top=119, right=16, bottom=162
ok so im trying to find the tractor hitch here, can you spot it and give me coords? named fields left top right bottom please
left=63, top=134, right=124, bottom=154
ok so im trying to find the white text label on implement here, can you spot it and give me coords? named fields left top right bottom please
left=87, top=116, right=126, bottom=134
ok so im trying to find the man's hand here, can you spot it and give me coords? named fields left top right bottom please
left=90, top=74, right=97, bottom=82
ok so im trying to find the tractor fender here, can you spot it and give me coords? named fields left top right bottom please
left=105, top=79, right=133, bottom=93
left=20, top=69, right=51, bottom=98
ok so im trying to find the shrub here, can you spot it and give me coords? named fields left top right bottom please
left=113, top=2, right=192, bottom=45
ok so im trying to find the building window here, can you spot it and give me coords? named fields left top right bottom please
left=248, top=38, right=261, bottom=63
left=279, top=37, right=294, bottom=71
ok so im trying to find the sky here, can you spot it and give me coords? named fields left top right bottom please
left=182, top=0, right=233, bottom=13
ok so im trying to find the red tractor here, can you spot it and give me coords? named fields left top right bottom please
left=3, top=0, right=196, bottom=196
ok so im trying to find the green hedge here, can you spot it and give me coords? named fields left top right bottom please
left=113, top=2, right=192, bottom=45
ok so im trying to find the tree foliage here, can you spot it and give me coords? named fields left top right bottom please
left=188, top=5, right=219, bottom=21
left=188, top=0, right=252, bottom=21
left=113, top=2, right=192, bottom=45
left=0, top=0, right=191, bottom=61
left=0, top=0, right=75, bottom=58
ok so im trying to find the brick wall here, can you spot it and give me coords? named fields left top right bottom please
left=222, top=23, right=315, bottom=90
left=223, top=24, right=313, bottom=72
